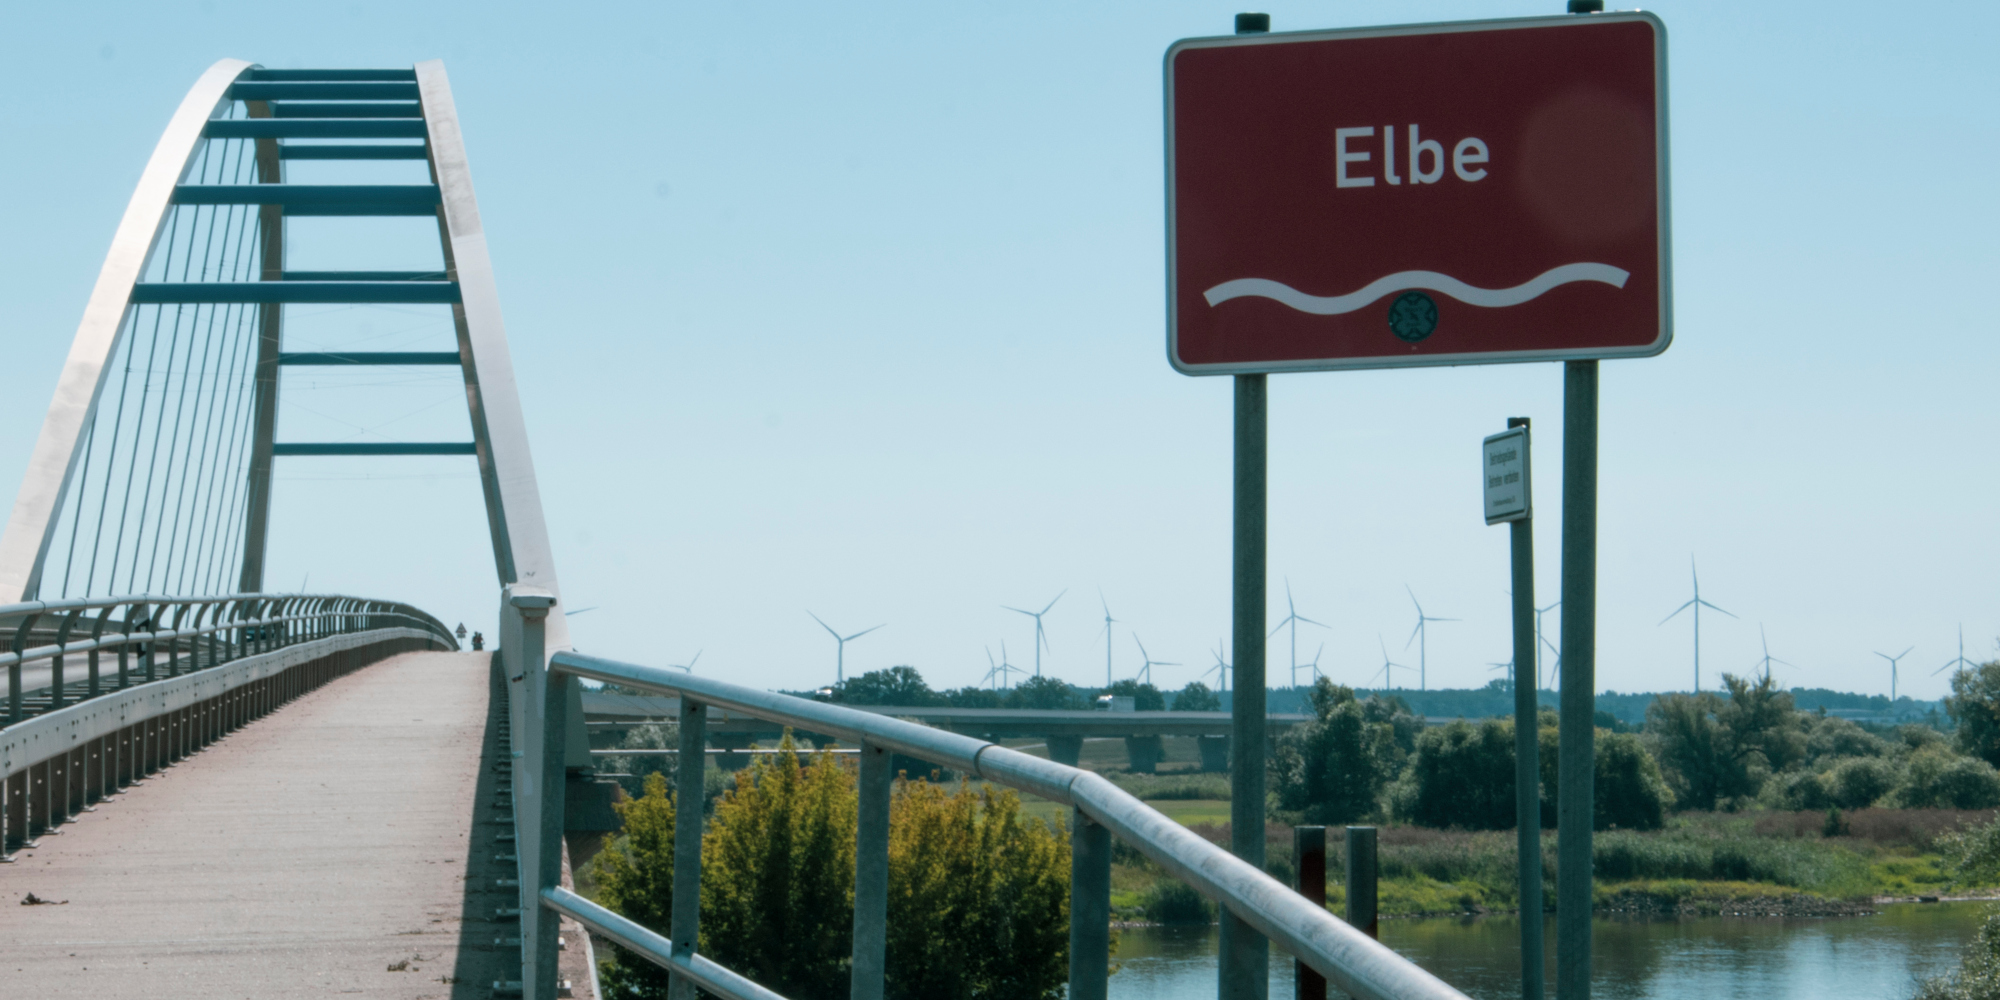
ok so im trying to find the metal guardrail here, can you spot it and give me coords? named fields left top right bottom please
left=0, top=593, right=455, bottom=726
left=499, top=586, right=1473, bottom=1000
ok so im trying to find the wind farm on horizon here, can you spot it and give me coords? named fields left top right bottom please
left=600, top=557, right=1989, bottom=709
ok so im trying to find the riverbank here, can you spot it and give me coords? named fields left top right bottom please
left=1103, top=806, right=1997, bottom=921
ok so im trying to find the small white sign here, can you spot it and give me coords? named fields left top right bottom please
left=1483, top=427, right=1530, bottom=525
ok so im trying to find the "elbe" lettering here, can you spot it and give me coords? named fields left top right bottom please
left=1335, top=126, right=1488, bottom=188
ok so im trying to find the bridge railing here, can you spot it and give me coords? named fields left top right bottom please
left=0, top=593, right=455, bottom=725
left=500, top=589, right=1472, bottom=1000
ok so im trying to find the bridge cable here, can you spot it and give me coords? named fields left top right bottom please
left=168, top=137, right=258, bottom=593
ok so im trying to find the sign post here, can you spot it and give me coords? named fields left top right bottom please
left=1485, top=419, right=1543, bottom=1000
left=1167, top=8, right=1664, bottom=999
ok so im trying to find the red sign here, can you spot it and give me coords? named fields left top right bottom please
left=1167, top=14, right=1668, bottom=374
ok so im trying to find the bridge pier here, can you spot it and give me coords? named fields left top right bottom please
left=1124, top=736, right=1163, bottom=774
left=1047, top=735, right=1083, bottom=767
left=1198, top=735, right=1230, bottom=773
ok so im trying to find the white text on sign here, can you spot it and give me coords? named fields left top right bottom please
left=1335, top=126, right=1489, bottom=188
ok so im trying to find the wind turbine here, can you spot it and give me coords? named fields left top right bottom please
left=1269, top=579, right=1329, bottom=689
left=1004, top=590, right=1065, bottom=677
left=1936, top=626, right=1979, bottom=683
left=1304, top=643, right=1325, bottom=684
left=808, top=612, right=883, bottom=684
left=1132, top=634, right=1178, bottom=685
left=1535, top=600, right=1561, bottom=690
left=1751, top=625, right=1791, bottom=684
left=1098, top=594, right=1118, bottom=687
left=1374, top=635, right=1409, bottom=690
left=1659, top=559, right=1735, bottom=691
left=1877, top=646, right=1914, bottom=702
left=982, top=647, right=1010, bottom=690
left=666, top=650, right=701, bottom=673
left=1203, top=640, right=1230, bottom=692
left=1488, top=660, right=1514, bottom=692
left=1404, top=586, right=1458, bottom=692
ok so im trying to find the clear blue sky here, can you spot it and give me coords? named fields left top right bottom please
left=1, top=1, right=1993, bottom=700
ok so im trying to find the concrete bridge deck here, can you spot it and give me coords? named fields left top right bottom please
left=1, top=650, right=520, bottom=998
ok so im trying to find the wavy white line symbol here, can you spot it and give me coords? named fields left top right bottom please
left=1203, top=263, right=1629, bottom=316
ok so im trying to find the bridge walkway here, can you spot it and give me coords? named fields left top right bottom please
left=1, top=650, right=529, bottom=998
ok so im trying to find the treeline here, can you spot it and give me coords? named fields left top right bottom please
left=1280, top=664, right=2000, bottom=832
left=806, top=665, right=1222, bottom=712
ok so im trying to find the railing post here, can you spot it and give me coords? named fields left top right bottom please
left=851, top=740, right=892, bottom=1000
left=1345, top=826, right=1378, bottom=940
left=508, top=586, right=559, bottom=1000
left=670, top=697, right=707, bottom=1000
left=1069, top=807, right=1112, bottom=1000
left=1294, top=826, right=1327, bottom=1000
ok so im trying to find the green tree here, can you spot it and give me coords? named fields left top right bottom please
left=1646, top=673, right=1801, bottom=810
left=1102, top=679, right=1166, bottom=711
left=835, top=666, right=946, bottom=707
left=945, top=686, right=1004, bottom=708
left=885, top=780, right=1069, bottom=1000
left=591, top=772, right=679, bottom=999
left=1272, top=680, right=1400, bottom=825
left=701, top=736, right=858, bottom=1000
left=1394, top=717, right=1518, bottom=829
left=1172, top=681, right=1221, bottom=712
left=1006, top=675, right=1083, bottom=710
left=1593, top=732, right=1674, bottom=830
left=1950, top=662, right=2000, bottom=767
left=1530, top=723, right=1673, bottom=831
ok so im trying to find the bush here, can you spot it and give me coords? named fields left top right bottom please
left=1396, top=718, right=1517, bottom=830
left=601, top=735, right=1071, bottom=1000
left=1272, top=680, right=1401, bottom=825
left=1902, top=748, right=2000, bottom=810
left=599, top=722, right=679, bottom=801
left=885, top=780, right=1068, bottom=1000
left=1141, top=880, right=1215, bottom=924
left=1595, top=732, right=1674, bottom=830
left=1771, top=769, right=1834, bottom=811
left=1949, top=662, right=2000, bottom=767
left=701, top=737, right=858, bottom=1000
left=592, top=772, right=680, bottom=999
left=1828, top=756, right=1896, bottom=809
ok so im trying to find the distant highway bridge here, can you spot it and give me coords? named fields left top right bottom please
left=0, top=60, right=1475, bottom=1000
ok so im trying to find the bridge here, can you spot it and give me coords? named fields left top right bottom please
left=0, top=60, right=1475, bottom=1000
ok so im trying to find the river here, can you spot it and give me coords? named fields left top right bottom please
left=1108, top=901, right=1992, bottom=1000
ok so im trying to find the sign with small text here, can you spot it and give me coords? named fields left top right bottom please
left=1483, top=426, right=1531, bottom=525
left=1166, top=13, right=1669, bottom=374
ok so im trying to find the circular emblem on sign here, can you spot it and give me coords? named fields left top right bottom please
left=1387, top=292, right=1438, bottom=343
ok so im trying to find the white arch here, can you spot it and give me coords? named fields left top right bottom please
left=0, top=59, right=252, bottom=602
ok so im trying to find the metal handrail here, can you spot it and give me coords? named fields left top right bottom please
left=546, top=650, right=1473, bottom=1000
left=541, top=887, right=787, bottom=1000
left=3, top=592, right=456, bottom=725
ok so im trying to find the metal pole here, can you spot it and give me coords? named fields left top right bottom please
left=1507, top=419, right=1545, bottom=1000
left=1557, top=359, right=1597, bottom=1000
left=508, top=589, right=557, bottom=999
left=533, top=620, right=565, bottom=1000
left=851, top=741, right=892, bottom=1000
left=1070, top=806, right=1113, bottom=1000
left=1294, top=826, right=1327, bottom=1000
left=1226, top=367, right=1269, bottom=999
left=670, top=698, right=708, bottom=1000
left=1345, top=826, right=1378, bottom=939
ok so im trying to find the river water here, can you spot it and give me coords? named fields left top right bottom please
left=1108, top=901, right=1992, bottom=1000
